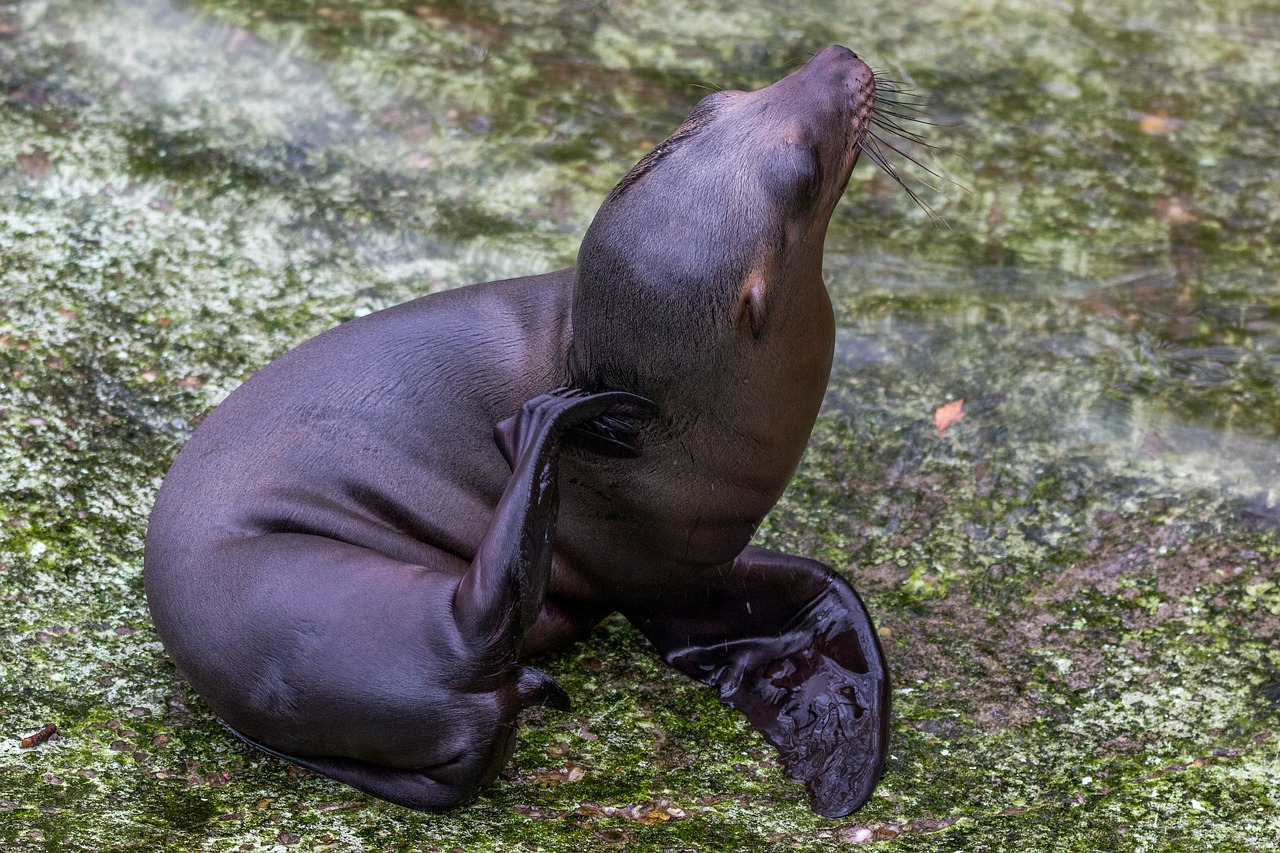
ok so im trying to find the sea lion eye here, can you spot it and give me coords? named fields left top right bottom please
left=764, top=141, right=823, bottom=207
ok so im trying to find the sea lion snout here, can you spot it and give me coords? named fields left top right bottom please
left=807, top=44, right=875, bottom=97
left=761, top=46, right=877, bottom=165
left=724, top=45, right=877, bottom=166
left=806, top=43, right=870, bottom=79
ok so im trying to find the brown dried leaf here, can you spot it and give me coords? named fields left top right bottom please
left=1154, top=196, right=1198, bottom=225
left=1137, top=113, right=1184, bottom=136
left=935, top=399, right=964, bottom=437
left=18, top=150, right=52, bottom=180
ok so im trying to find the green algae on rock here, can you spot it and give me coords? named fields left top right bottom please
left=2, top=0, right=1279, bottom=850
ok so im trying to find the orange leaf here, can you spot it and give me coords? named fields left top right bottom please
left=1137, top=113, right=1184, bottom=136
left=935, top=399, right=964, bottom=437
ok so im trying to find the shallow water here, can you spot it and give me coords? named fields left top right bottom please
left=2, top=0, right=1278, bottom=850
left=17, top=0, right=1274, bottom=496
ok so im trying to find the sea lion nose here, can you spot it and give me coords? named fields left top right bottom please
left=818, top=44, right=859, bottom=63
left=809, top=44, right=867, bottom=73
left=804, top=45, right=874, bottom=90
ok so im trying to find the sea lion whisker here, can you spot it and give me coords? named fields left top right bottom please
left=866, top=98, right=968, bottom=206
left=870, top=79, right=923, bottom=93
left=869, top=83, right=931, bottom=107
left=869, top=70, right=925, bottom=94
left=862, top=140, right=923, bottom=199
left=852, top=123, right=872, bottom=155
left=873, top=100, right=932, bottom=122
left=873, top=92, right=932, bottom=113
left=869, top=68, right=905, bottom=82
left=870, top=101, right=944, bottom=132
left=865, top=139, right=959, bottom=215
left=868, top=114, right=933, bottom=150
left=866, top=128, right=960, bottom=191
left=869, top=81, right=936, bottom=130
left=863, top=138, right=950, bottom=229
left=871, top=81, right=926, bottom=99
left=878, top=103, right=931, bottom=123
left=872, top=106, right=944, bottom=127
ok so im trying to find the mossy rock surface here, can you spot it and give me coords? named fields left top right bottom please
left=2, top=0, right=1278, bottom=850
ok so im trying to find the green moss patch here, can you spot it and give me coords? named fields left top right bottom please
left=3, top=0, right=1278, bottom=850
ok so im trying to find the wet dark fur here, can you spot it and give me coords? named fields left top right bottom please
left=145, top=45, right=889, bottom=818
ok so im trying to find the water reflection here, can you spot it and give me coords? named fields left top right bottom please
left=825, top=250, right=1279, bottom=504
left=6, top=0, right=1278, bottom=501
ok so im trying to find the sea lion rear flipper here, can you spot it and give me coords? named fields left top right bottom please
left=629, top=546, right=889, bottom=817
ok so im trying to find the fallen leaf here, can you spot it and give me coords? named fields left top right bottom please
left=1137, top=113, right=1184, bottom=136
left=935, top=399, right=964, bottom=437
left=18, top=150, right=52, bottom=180
left=1154, top=196, right=1198, bottom=225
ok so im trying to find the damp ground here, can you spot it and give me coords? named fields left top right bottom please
left=1, top=1, right=1277, bottom=850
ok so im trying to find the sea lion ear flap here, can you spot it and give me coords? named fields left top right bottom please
left=516, top=666, right=571, bottom=711
left=735, top=271, right=767, bottom=338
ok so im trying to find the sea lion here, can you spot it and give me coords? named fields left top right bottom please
left=144, top=43, right=889, bottom=818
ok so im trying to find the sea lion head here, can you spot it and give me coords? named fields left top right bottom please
left=570, top=45, right=876, bottom=405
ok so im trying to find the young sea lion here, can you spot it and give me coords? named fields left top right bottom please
left=145, top=44, right=889, bottom=818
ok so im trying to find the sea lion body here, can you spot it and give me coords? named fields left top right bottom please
left=145, top=45, right=889, bottom=817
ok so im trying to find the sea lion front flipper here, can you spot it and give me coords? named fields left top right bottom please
left=493, top=388, right=658, bottom=465
left=628, top=546, right=889, bottom=817
left=459, top=389, right=657, bottom=653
